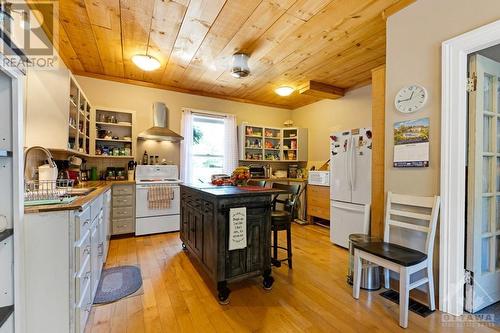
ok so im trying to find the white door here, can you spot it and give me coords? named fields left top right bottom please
left=465, top=54, right=500, bottom=313
left=330, top=200, right=370, bottom=248
left=351, top=128, right=372, bottom=205
left=330, top=132, right=352, bottom=202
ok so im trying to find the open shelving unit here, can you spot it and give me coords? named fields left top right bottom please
left=91, top=107, right=136, bottom=158
left=239, top=123, right=308, bottom=162
left=68, top=76, right=91, bottom=155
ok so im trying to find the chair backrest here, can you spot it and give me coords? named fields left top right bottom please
left=384, top=192, right=440, bottom=257
left=271, top=183, right=301, bottom=213
left=247, top=179, right=266, bottom=187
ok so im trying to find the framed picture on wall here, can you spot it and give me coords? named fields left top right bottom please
left=393, top=118, right=430, bottom=167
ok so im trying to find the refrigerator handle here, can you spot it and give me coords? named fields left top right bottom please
left=345, top=138, right=352, bottom=190
left=350, top=136, right=356, bottom=191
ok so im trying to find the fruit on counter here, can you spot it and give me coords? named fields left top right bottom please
left=231, top=167, right=250, bottom=185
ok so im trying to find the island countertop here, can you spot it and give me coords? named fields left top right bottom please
left=180, top=183, right=284, bottom=198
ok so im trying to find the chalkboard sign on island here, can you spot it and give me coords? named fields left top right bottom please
left=180, top=184, right=284, bottom=304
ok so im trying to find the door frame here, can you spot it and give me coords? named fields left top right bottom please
left=440, top=19, right=500, bottom=316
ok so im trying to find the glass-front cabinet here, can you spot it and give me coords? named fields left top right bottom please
left=239, top=123, right=308, bottom=162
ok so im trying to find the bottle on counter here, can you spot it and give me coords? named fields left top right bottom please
left=142, top=151, right=148, bottom=165
left=149, top=155, right=154, bottom=165
left=155, top=156, right=159, bottom=165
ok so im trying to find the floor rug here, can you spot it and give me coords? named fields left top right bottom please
left=93, top=265, right=143, bottom=305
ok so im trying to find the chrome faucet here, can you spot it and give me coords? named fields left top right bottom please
left=23, top=146, right=57, bottom=179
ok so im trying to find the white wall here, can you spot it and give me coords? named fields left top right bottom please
left=75, top=76, right=292, bottom=165
left=291, top=85, right=372, bottom=168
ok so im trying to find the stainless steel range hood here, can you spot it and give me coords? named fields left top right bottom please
left=138, top=102, right=184, bottom=142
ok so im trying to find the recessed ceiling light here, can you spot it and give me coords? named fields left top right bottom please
left=132, top=54, right=161, bottom=71
left=275, top=86, right=294, bottom=96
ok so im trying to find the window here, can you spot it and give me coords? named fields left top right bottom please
left=190, top=114, right=225, bottom=184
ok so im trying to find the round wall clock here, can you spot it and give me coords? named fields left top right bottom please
left=394, top=84, right=428, bottom=113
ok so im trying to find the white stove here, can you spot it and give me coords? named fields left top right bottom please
left=135, top=165, right=181, bottom=236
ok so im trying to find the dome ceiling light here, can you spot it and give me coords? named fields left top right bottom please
left=132, top=54, right=161, bottom=71
left=275, top=86, right=294, bottom=96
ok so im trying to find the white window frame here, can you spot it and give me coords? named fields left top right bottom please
left=190, top=111, right=227, bottom=182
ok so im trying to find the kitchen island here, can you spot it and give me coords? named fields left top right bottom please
left=180, top=184, right=283, bottom=304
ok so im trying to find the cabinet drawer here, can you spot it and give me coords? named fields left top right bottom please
left=76, top=255, right=91, bottom=305
left=307, top=205, right=330, bottom=220
left=75, top=280, right=92, bottom=333
left=75, top=230, right=91, bottom=271
left=112, top=206, right=134, bottom=219
left=75, top=206, right=91, bottom=241
left=112, top=195, right=133, bottom=208
left=113, top=185, right=133, bottom=196
left=307, top=184, right=329, bottom=197
left=112, top=218, right=135, bottom=235
left=307, top=196, right=330, bottom=209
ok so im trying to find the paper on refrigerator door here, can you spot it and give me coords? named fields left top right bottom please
left=229, top=207, right=247, bottom=250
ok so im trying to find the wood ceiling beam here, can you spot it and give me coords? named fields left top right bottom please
left=381, top=0, right=416, bottom=20
left=299, top=81, right=345, bottom=99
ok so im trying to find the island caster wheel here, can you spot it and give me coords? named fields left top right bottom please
left=217, top=282, right=230, bottom=305
left=263, top=276, right=274, bottom=291
left=218, top=289, right=230, bottom=305
left=181, top=243, right=187, bottom=250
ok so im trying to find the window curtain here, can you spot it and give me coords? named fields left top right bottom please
left=223, top=114, right=238, bottom=175
left=180, top=109, right=194, bottom=183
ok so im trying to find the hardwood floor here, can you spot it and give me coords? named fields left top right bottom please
left=86, top=225, right=498, bottom=333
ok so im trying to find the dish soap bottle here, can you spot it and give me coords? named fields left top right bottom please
left=142, top=151, right=148, bottom=165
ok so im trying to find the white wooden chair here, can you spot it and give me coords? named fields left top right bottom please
left=352, top=192, right=440, bottom=328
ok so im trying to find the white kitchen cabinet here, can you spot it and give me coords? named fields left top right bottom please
left=25, top=66, right=71, bottom=150
left=24, top=190, right=109, bottom=333
left=25, top=69, right=92, bottom=156
left=90, top=221, right=100, bottom=297
left=102, top=190, right=111, bottom=263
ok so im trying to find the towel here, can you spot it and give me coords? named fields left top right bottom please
left=147, top=185, right=173, bottom=209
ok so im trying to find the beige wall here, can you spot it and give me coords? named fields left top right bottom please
left=385, top=0, right=500, bottom=298
left=75, top=76, right=291, bottom=165
left=291, top=85, right=372, bottom=169
left=385, top=0, right=500, bottom=197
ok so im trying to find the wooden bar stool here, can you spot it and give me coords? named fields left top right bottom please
left=270, top=183, right=301, bottom=269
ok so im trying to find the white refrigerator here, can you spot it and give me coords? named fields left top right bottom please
left=329, top=128, right=372, bottom=248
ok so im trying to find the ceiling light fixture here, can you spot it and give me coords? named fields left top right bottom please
left=231, top=53, right=250, bottom=78
left=275, top=86, right=294, bottom=96
left=132, top=54, right=161, bottom=71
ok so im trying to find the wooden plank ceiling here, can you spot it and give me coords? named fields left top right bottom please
left=33, top=0, right=413, bottom=109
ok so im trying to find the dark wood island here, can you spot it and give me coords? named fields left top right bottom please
left=180, top=184, right=282, bottom=304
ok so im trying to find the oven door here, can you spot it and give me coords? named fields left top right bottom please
left=135, top=185, right=180, bottom=218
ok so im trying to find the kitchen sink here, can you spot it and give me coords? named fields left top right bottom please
left=66, top=187, right=96, bottom=196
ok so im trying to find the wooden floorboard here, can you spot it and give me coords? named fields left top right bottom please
left=85, top=225, right=499, bottom=332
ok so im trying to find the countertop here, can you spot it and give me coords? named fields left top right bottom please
left=181, top=184, right=284, bottom=198
left=251, top=177, right=307, bottom=182
left=24, top=180, right=136, bottom=214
